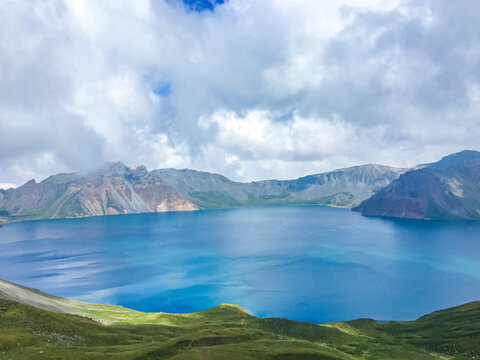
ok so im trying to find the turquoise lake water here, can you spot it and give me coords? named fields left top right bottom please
left=1, top=205, right=480, bottom=323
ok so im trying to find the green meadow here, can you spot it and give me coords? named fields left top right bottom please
left=1, top=294, right=480, bottom=359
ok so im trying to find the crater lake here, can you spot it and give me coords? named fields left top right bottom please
left=1, top=205, right=480, bottom=323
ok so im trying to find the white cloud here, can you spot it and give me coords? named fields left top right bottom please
left=200, top=110, right=356, bottom=159
left=1, top=0, right=479, bottom=184
left=0, top=183, right=17, bottom=190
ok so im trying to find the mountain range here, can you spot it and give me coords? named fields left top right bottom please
left=0, top=162, right=405, bottom=225
left=1, top=150, right=480, bottom=224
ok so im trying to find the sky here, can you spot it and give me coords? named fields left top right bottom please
left=1, top=0, right=480, bottom=188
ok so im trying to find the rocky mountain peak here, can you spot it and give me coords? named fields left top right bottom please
left=430, top=150, right=480, bottom=171
left=354, top=150, right=480, bottom=220
left=22, top=179, right=38, bottom=187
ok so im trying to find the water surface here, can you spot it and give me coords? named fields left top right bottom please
left=1, top=206, right=480, bottom=323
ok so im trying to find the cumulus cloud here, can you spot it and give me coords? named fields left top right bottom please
left=0, top=0, right=479, bottom=185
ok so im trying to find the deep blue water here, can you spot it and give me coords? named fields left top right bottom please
left=1, top=206, right=480, bottom=323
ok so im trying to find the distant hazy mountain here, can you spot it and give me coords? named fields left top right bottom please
left=153, top=164, right=405, bottom=209
left=0, top=162, right=405, bottom=224
left=354, top=150, right=480, bottom=220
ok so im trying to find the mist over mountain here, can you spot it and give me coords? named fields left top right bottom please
left=3, top=150, right=480, bottom=225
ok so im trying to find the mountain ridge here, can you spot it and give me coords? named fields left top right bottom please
left=3, top=150, right=480, bottom=224
left=354, top=150, right=480, bottom=220
left=0, top=162, right=406, bottom=225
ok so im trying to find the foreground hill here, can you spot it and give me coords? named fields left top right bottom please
left=0, top=162, right=405, bottom=224
left=354, top=150, right=480, bottom=220
left=0, top=279, right=479, bottom=359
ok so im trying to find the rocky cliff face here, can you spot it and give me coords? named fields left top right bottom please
left=152, top=164, right=406, bottom=209
left=353, top=150, right=480, bottom=220
left=250, top=164, right=405, bottom=206
left=0, top=162, right=406, bottom=224
left=0, top=162, right=198, bottom=223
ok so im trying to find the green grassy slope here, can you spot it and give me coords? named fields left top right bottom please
left=187, top=191, right=356, bottom=209
left=1, top=281, right=480, bottom=359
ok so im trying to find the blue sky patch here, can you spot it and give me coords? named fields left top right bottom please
left=153, top=82, right=172, bottom=97
left=182, top=0, right=225, bottom=12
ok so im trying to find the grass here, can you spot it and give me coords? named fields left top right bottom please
left=187, top=191, right=355, bottom=210
left=1, top=290, right=480, bottom=359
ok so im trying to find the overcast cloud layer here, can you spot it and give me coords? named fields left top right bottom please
left=1, top=0, right=480, bottom=187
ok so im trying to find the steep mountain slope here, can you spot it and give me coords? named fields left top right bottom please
left=0, top=163, right=405, bottom=224
left=153, top=164, right=406, bottom=209
left=354, top=150, right=480, bottom=220
left=0, top=162, right=197, bottom=223
left=1, top=279, right=480, bottom=359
